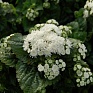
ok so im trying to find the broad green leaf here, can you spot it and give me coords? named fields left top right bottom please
left=0, top=39, right=16, bottom=67
left=16, top=61, right=46, bottom=93
left=8, top=33, right=31, bottom=63
left=74, top=8, right=84, bottom=18
left=68, top=21, right=79, bottom=31
left=0, top=49, right=16, bottom=67
left=72, top=31, right=87, bottom=41
left=76, top=17, right=87, bottom=31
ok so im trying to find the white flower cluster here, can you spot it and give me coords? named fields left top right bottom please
left=38, top=59, right=66, bottom=80
left=26, top=8, right=39, bottom=21
left=1, top=2, right=9, bottom=8
left=0, top=2, right=15, bottom=14
left=72, top=41, right=87, bottom=61
left=0, top=34, right=14, bottom=55
left=23, top=21, right=72, bottom=57
left=78, top=43, right=87, bottom=59
left=0, top=39, right=8, bottom=48
left=43, top=1, right=50, bottom=8
left=0, top=34, right=14, bottom=48
left=64, top=39, right=72, bottom=55
left=83, top=0, right=93, bottom=18
left=59, top=25, right=72, bottom=37
left=73, top=63, right=93, bottom=87
left=73, top=54, right=81, bottom=61
left=34, top=23, right=45, bottom=30
left=43, top=0, right=59, bottom=8
left=46, top=19, right=59, bottom=25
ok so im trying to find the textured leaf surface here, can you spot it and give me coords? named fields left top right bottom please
left=0, top=50, right=16, bottom=67
left=16, top=61, right=46, bottom=93
left=0, top=40, right=16, bottom=67
left=8, top=33, right=30, bottom=63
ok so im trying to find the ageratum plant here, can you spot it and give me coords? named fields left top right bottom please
left=1, top=0, right=93, bottom=93
left=0, top=18, right=93, bottom=93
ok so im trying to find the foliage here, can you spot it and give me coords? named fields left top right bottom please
left=1, top=0, right=93, bottom=93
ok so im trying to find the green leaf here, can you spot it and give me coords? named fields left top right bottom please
left=72, top=31, right=87, bottom=41
left=16, top=61, right=46, bottom=93
left=23, top=0, right=32, bottom=11
left=0, top=39, right=16, bottom=67
left=74, top=8, right=84, bottom=18
left=8, top=33, right=30, bottom=63
left=36, top=4, right=43, bottom=11
left=68, top=21, right=79, bottom=31
left=36, top=0, right=43, bottom=11
left=76, top=17, right=87, bottom=31
left=0, top=49, right=16, bottom=67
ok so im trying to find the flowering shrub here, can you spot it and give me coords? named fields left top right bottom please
left=1, top=0, right=93, bottom=93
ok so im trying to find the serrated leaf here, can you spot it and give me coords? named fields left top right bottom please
left=0, top=41, right=16, bottom=67
left=0, top=51, right=16, bottom=67
left=8, top=33, right=30, bottom=63
left=16, top=61, right=46, bottom=93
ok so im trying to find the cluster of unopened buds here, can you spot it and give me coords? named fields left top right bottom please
left=59, top=25, right=72, bottom=37
left=26, top=8, right=39, bottom=21
left=74, top=63, right=93, bottom=87
left=46, top=19, right=59, bottom=25
left=72, top=42, right=87, bottom=61
left=1, top=2, right=10, bottom=8
left=83, top=0, right=93, bottom=18
left=43, top=1, right=50, bottom=8
left=0, top=1, right=15, bottom=15
left=77, top=43, right=87, bottom=59
left=0, top=34, right=14, bottom=48
left=43, top=0, right=60, bottom=8
left=38, top=59, right=66, bottom=80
